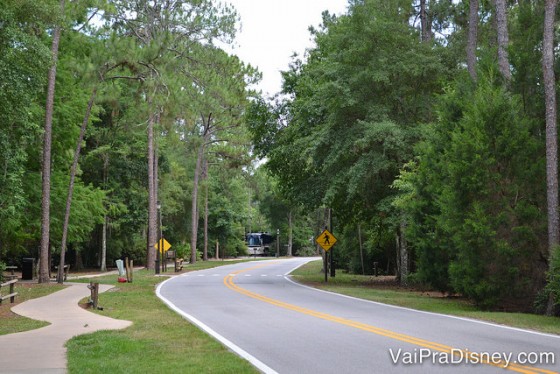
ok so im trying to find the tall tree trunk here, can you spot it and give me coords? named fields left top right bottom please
left=39, top=0, right=65, bottom=283
left=57, top=87, right=97, bottom=283
left=395, top=232, right=401, bottom=282
left=190, top=142, right=204, bottom=264
left=146, top=103, right=157, bottom=270
left=420, top=0, right=431, bottom=42
left=467, top=0, right=479, bottom=81
left=495, top=0, right=512, bottom=83
left=101, top=215, right=107, bottom=272
left=100, top=152, right=108, bottom=272
left=287, top=210, right=293, bottom=256
left=191, top=114, right=211, bottom=264
left=399, top=222, right=408, bottom=285
left=358, top=224, right=365, bottom=275
left=75, top=250, right=83, bottom=270
left=203, top=158, right=209, bottom=261
left=544, top=0, right=559, bottom=316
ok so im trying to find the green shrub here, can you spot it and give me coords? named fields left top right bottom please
left=403, top=76, right=546, bottom=309
left=297, top=246, right=318, bottom=257
left=173, top=243, right=190, bottom=259
left=537, top=246, right=560, bottom=315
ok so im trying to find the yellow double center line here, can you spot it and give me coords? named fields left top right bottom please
left=223, top=263, right=557, bottom=374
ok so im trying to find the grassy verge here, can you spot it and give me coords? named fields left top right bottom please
left=0, top=258, right=264, bottom=354
left=180, top=258, right=268, bottom=272
left=292, top=260, right=560, bottom=335
left=66, top=267, right=258, bottom=374
left=0, top=283, right=65, bottom=335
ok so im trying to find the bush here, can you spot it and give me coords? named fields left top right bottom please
left=173, top=243, right=190, bottom=260
left=537, top=246, right=560, bottom=315
left=0, top=261, right=5, bottom=282
left=297, top=246, right=318, bottom=257
left=403, top=76, right=547, bottom=309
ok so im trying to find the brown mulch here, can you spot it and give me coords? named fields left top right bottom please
left=0, top=304, right=16, bottom=319
left=358, top=276, right=460, bottom=298
left=361, top=275, right=399, bottom=287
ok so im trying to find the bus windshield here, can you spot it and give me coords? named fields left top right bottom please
left=247, top=234, right=261, bottom=247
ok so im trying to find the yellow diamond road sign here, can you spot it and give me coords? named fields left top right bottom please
left=155, top=238, right=172, bottom=253
left=316, top=229, right=337, bottom=251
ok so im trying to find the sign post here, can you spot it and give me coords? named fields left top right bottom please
left=316, top=229, right=337, bottom=282
left=154, top=239, right=172, bottom=273
left=155, top=238, right=172, bottom=253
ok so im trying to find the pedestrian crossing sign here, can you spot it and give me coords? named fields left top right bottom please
left=316, top=229, right=337, bottom=251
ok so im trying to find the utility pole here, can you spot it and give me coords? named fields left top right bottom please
left=155, top=201, right=161, bottom=274
left=329, top=208, right=335, bottom=277
left=276, top=228, right=280, bottom=258
left=159, top=202, right=163, bottom=273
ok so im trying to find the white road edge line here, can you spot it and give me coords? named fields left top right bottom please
left=156, top=274, right=279, bottom=374
left=283, top=259, right=560, bottom=340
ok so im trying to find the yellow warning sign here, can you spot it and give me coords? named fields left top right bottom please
left=155, top=238, right=172, bottom=253
left=316, top=229, right=337, bottom=251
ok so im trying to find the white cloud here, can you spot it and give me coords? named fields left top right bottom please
left=223, top=0, right=348, bottom=96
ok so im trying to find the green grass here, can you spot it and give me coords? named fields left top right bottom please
left=292, top=260, right=560, bottom=335
left=66, top=269, right=258, bottom=374
left=13, top=257, right=558, bottom=372
left=180, top=257, right=268, bottom=272
left=0, top=283, right=65, bottom=335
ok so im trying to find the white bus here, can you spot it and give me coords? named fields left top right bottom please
left=246, top=232, right=274, bottom=256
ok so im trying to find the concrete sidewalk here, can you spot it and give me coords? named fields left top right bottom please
left=0, top=283, right=132, bottom=373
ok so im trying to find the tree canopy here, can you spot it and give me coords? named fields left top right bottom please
left=1, top=0, right=560, bottom=313
left=247, top=0, right=560, bottom=313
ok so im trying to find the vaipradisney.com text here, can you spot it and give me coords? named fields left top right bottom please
left=389, top=348, right=556, bottom=368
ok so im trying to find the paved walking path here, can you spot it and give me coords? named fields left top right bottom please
left=0, top=283, right=132, bottom=373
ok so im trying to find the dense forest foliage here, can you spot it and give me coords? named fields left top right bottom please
left=1, top=0, right=560, bottom=314
left=0, top=0, right=285, bottom=280
left=247, top=0, right=560, bottom=314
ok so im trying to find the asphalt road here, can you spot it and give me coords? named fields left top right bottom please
left=157, top=258, right=560, bottom=374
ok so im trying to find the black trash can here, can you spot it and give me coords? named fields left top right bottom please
left=22, top=258, right=35, bottom=280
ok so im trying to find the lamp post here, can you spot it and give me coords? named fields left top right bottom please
left=276, top=228, right=280, bottom=258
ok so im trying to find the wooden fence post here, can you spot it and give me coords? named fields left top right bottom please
left=88, top=282, right=99, bottom=309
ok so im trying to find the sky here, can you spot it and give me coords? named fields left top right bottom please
left=223, top=0, right=349, bottom=97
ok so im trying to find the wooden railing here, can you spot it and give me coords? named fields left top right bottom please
left=0, top=279, right=18, bottom=304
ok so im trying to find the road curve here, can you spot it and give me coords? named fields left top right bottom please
left=157, top=258, right=560, bottom=374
